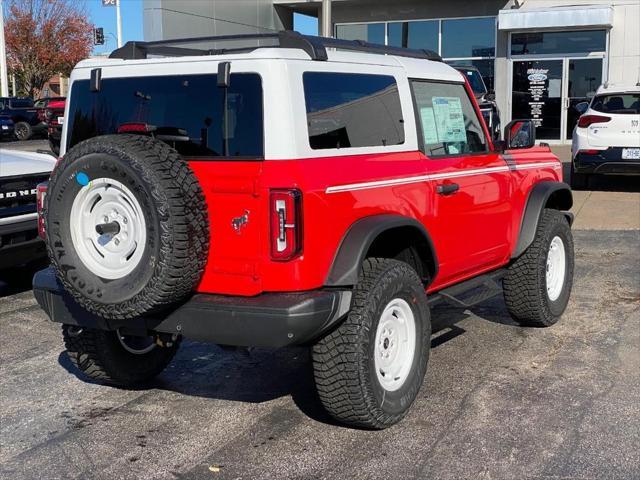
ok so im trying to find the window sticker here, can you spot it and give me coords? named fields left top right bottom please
left=420, top=107, right=439, bottom=145
left=432, top=96, right=466, bottom=143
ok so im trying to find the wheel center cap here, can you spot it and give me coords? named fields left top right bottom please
left=383, top=337, right=390, bottom=349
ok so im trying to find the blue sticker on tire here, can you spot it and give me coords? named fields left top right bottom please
left=76, top=172, right=89, bottom=186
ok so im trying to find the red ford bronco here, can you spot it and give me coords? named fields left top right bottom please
left=34, top=32, right=574, bottom=429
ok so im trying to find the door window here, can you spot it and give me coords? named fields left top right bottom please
left=410, top=81, right=487, bottom=157
left=512, top=60, right=563, bottom=140
left=566, top=58, right=603, bottom=139
left=302, top=72, right=405, bottom=150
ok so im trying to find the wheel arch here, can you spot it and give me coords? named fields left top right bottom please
left=324, top=214, right=438, bottom=287
left=513, top=181, right=574, bottom=259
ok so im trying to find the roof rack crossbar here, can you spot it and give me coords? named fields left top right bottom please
left=109, top=31, right=442, bottom=62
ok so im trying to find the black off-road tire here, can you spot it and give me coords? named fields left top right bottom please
left=14, top=121, right=32, bottom=141
left=312, top=258, right=431, bottom=429
left=62, top=325, right=179, bottom=386
left=45, top=134, right=209, bottom=320
left=504, top=209, right=574, bottom=327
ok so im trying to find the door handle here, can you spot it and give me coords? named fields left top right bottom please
left=436, top=183, right=460, bottom=195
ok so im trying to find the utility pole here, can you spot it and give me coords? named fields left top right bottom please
left=116, top=0, right=123, bottom=47
left=321, top=0, right=332, bottom=38
left=0, top=0, right=9, bottom=97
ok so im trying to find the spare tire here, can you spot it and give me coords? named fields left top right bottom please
left=45, top=134, right=209, bottom=320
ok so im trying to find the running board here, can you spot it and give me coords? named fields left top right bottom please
left=427, top=269, right=506, bottom=308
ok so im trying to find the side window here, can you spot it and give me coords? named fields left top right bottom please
left=411, top=80, right=487, bottom=157
left=303, top=72, right=404, bottom=150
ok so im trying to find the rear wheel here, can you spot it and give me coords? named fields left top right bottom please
left=312, top=258, right=431, bottom=429
left=62, top=325, right=179, bottom=386
left=504, top=209, right=574, bottom=327
left=14, top=121, right=32, bottom=141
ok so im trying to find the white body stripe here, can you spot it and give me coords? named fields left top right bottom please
left=325, top=161, right=561, bottom=194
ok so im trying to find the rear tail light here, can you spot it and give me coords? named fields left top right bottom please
left=578, top=149, right=601, bottom=155
left=37, top=182, right=48, bottom=240
left=270, top=189, right=302, bottom=261
left=577, top=115, right=611, bottom=128
left=117, top=123, right=157, bottom=134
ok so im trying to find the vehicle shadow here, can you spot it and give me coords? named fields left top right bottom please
left=56, top=298, right=515, bottom=427
left=0, top=259, right=49, bottom=298
left=562, top=162, right=640, bottom=193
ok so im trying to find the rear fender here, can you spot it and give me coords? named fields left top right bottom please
left=513, top=181, right=573, bottom=259
left=325, top=214, right=438, bottom=286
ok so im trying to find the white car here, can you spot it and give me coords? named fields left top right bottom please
left=0, top=149, right=56, bottom=269
left=571, top=82, right=640, bottom=188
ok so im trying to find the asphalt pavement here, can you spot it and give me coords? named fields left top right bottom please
left=0, top=141, right=639, bottom=479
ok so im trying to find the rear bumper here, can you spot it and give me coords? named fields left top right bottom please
left=574, top=148, right=640, bottom=175
left=0, top=127, right=14, bottom=138
left=0, top=218, right=46, bottom=269
left=33, top=268, right=352, bottom=348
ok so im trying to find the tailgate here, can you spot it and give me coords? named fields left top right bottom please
left=189, top=161, right=265, bottom=296
left=588, top=113, right=640, bottom=148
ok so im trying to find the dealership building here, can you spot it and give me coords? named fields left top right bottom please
left=143, top=0, right=640, bottom=144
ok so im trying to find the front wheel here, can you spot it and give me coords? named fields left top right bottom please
left=14, top=121, right=32, bottom=141
left=504, top=209, right=574, bottom=327
left=312, top=258, right=431, bottom=429
left=62, top=325, right=179, bottom=386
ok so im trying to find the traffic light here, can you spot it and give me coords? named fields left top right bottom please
left=94, top=27, right=105, bottom=45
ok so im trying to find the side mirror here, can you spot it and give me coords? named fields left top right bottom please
left=485, top=91, right=496, bottom=102
left=503, top=119, right=536, bottom=150
left=574, top=101, right=589, bottom=114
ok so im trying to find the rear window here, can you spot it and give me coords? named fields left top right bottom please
left=303, top=72, right=404, bottom=150
left=591, top=93, right=640, bottom=115
left=66, top=73, right=263, bottom=158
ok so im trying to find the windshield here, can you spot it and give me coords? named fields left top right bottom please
left=66, top=73, right=264, bottom=158
left=10, top=99, right=34, bottom=108
left=591, top=93, right=640, bottom=115
left=458, top=69, right=487, bottom=96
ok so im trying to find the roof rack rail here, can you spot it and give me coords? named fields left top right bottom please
left=109, top=30, right=442, bottom=62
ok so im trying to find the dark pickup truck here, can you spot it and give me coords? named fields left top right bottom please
left=0, top=97, right=46, bottom=141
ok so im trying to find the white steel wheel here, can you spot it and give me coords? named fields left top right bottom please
left=546, top=235, right=566, bottom=302
left=69, top=178, right=147, bottom=280
left=374, top=298, right=417, bottom=392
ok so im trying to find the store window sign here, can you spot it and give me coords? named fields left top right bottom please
left=526, top=68, right=550, bottom=127
left=432, top=97, right=467, bottom=142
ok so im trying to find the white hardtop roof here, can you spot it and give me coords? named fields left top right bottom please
left=596, top=83, right=640, bottom=95
left=73, top=47, right=464, bottom=83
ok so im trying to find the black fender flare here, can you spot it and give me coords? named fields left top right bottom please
left=324, top=214, right=438, bottom=286
left=513, top=181, right=574, bottom=259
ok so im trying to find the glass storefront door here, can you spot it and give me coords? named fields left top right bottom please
left=511, top=57, right=603, bottom=142
left=566, top=58, right=603, bottom=139
left=512, top=60, right=563, bottom=140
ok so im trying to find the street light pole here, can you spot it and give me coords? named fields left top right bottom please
left=0, top=0, right=9, bottom=97
left=116, top=0, right=122, bottom=47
